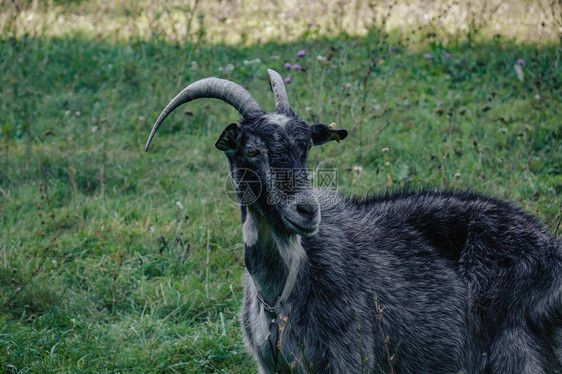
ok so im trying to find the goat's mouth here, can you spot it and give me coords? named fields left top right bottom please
left=283, top=215, right=319, bottom=237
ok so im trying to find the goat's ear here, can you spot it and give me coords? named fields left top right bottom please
left=215, top=123, right=242, bottom=152
left=310, top=124, right=348, bottom=146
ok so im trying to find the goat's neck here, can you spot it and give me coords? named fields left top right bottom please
left=242, top=208, right=305, bottom=306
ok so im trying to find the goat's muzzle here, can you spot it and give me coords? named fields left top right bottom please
left=281, top=195, right=320, bottom=236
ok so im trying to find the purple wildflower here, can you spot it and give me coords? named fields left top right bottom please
left=423, top=53, right=433, bottom=60
left=296, top=50, right=306, bottom=57
left=442, top=52, right=451, bottom=58
left=284, top=77, right=291, bottom=83
left=342, top=83, right=351, bottom=89
left=284, top=63, right=292, bottom=69
left=292, top=64, right=302, bottom=71
left=516, top=58, right=525, bottom=66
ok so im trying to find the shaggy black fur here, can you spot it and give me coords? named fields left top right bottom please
left=227, top=116, right=562, bottom=373
left=149, top=72, right=561, bottom=373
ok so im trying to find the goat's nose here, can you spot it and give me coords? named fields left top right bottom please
left=296, top=202, right=319, bottom=220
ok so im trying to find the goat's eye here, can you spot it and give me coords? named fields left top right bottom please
left=246, top=148, right=260, bottom=157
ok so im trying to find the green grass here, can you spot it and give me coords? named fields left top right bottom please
left=1, top=1, right=561, bottom=373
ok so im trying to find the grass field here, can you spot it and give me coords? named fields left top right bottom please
left=1, top=1, right=561, bottom=372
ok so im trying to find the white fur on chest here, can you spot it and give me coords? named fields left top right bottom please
left=241, top=211, right=307, bottom=373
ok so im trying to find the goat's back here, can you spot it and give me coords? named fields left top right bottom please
left=310, top=189, right=562, bottom=372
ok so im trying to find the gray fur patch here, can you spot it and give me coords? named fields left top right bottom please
left=266, top=113, right=290, bottom=128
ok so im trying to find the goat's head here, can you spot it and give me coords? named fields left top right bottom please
left=146, top=69, right=347, bottom=237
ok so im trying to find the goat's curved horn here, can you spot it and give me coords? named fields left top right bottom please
left=145, top=77, right=262, bottom=151
left=267, top=69, right=291, bottom=114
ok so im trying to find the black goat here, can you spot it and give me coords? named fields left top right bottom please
left=146, top=69, right=562, bottom=373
